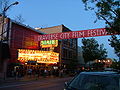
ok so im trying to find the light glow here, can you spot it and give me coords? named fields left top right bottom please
left=18, top=49, right=59, bottom=64
left=40, top=40, right=58, bottom=48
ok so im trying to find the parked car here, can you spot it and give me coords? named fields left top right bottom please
left=64, top=72, right=120, bottom=90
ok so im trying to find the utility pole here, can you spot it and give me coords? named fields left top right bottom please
left=0, top=1, right=19, bottom=80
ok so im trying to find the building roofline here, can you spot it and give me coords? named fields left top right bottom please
left=39, top=24, right=70, bottom=29
left=36, top=24, right=72, bottom=32
left=10, top=19, right=46, bottom=34
left=37, top=24, right=62, bottom=29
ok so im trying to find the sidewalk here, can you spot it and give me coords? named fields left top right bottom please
left=0, top=75, right=70, bottom=84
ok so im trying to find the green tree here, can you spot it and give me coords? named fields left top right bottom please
left=82, top=0, right=120, bottom=60
left=82, top=38, right=107, bottom=63
left=82, top=0, right=120, bottom=34
left=108, top=35, right=120, bottom=57
left=111, top=61, right=120, bottom=69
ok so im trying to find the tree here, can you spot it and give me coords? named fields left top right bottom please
left=14, top=14, right=25, bottom=23
left=108, top=35, right=120, bottom=57
left=111, top=61, right=120, bottom=70
left=82, top=0, right=120, bottom=34
left=82, top=0, right=120, bottom=60
left=82, top=38, right=107, bottom=63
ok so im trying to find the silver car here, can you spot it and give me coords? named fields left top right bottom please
left=64, top=72, right=120, bottom=90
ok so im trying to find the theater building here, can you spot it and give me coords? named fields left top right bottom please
left=0, top=18, right=58, bottom=76
left=36, top=25, right=78, bottom=69
left=0, top=16, right=78, bottom=78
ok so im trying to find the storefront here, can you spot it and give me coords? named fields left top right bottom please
left=0, top=18, right=78, bottom=77
left=14, top=49, right=59, bottom=76
left=0, top=19, right=60, bottom=77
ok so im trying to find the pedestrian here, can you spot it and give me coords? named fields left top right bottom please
left=59, top=69, right=63, bottom=77
left=27, top=68, right=32, bottom=78
left=44, top=69, right=48, bottom=77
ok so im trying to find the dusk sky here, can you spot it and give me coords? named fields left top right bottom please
left=7, top=0, right=119, bottom=60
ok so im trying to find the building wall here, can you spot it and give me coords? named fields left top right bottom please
left=9, top=22, right=42, bottom=63
left=61, top=39, right=78, bottom=64
left=36, top=25, right=78, bottom=67
left=38, top=25, right=62, bottom=33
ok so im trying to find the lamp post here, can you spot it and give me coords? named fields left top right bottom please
left=1, top=1, right=19, bottom=41
left=2, top=1, right=19, bottom=17
left=0, top=1, right=19, bottom=80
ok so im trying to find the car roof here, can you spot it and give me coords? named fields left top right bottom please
left=80, top=72, right=120, bottom=76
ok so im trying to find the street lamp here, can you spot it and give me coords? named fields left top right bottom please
left=0, top=1, right=19, bottom=80
left=1, top=1, right=19, bottom=41
left=2, top=1, right=19, bottom=17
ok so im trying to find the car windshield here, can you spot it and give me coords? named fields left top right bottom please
left=68, top=73, right=120, bottom=90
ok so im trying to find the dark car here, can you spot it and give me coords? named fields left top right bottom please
left=64, top=72, right=120, bottom=90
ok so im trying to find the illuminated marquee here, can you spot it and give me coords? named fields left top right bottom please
left=34, top=28, right=114, bottom=41
left=18, top=49, right=59, bottom=64
left=40, top=40, right=58, bottom=48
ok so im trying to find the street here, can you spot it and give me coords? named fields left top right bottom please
left=0, top=77, right=72, bottom=90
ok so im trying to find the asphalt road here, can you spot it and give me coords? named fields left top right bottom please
left=0, top=77, right=72, bottom=90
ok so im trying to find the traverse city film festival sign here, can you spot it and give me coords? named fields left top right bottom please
left=34, top=28, right=113, bottom=41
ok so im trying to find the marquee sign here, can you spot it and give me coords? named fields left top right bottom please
left=18, top=49, right=59, bottom=64
left=34, top=28, right=113, bottom=41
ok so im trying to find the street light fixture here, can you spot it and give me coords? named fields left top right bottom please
left=1, top=1, right=19, bottom=41
left=2, top=1, right=19, bottom=17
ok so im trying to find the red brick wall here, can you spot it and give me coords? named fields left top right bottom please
left=9, top=22, right=41, bottom=63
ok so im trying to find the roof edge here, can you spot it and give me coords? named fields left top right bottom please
left=10, top=19, right=45, bottom=34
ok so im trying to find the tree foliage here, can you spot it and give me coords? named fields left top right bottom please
left=14, top=14, right=25, bottom=23
left=111, top=61, right=120, bottom=69
left=82, top=38, right=107, bottom=63
left=82, top=0, right=120, bottom=34
left=82, top=0, right=120, bottom=59
left=108, top=35, right=120, bottom=57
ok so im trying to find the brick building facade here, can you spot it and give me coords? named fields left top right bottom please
left=0, top=17, right=78, bottom=78
left=36, top=25, right=78, bottom=69
left=9, top=22, right=44, bottom=63
left=0, top=18, right=44, bottom=77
